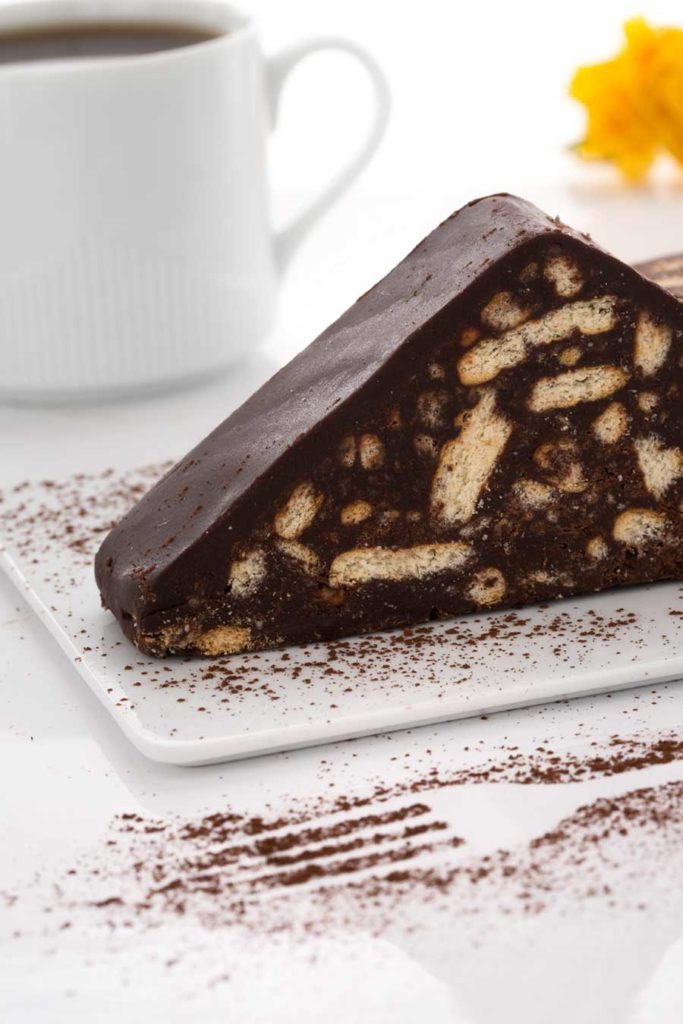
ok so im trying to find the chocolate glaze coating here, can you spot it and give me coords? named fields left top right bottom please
left=95, top=194, right=683, bottom=655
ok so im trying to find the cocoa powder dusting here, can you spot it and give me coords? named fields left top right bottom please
left=5, top=731, right=681, bottom=942
left=3, top=467, right=683, bottom=950
left=3, top=465, right=682, bottom=722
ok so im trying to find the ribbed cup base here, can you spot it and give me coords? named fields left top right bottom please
left=1, top=240, right=276, bottom=395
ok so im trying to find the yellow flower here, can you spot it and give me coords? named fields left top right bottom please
left=570, top=17, right=683, bottom=181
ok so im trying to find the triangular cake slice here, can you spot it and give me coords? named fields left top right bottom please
left=95, top=194, right=683, bottom=656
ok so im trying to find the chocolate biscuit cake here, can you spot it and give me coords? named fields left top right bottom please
left=95, top=194, right=683, bottom=656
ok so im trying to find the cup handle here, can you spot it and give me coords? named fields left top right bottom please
left=266, top=37, right=390, bottom=272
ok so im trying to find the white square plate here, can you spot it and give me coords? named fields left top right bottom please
left=2, top=463, right=683, bottom=766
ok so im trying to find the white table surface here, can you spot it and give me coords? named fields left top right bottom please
left=4, top=169, right=683, bottom=1024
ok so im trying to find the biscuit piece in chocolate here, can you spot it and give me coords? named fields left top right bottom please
left=95, top=194, right=683, bottom=656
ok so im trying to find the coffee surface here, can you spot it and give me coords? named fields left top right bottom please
left=0, top=21, right=219, bottom=64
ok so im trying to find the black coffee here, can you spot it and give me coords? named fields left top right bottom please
left=0, top=21, right=219, bottom=64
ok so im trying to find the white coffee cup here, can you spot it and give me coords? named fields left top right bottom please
left=0, top=0, right=390, bottom=401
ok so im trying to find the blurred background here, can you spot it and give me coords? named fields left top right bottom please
left=257, top=0, right=683, bottom=361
